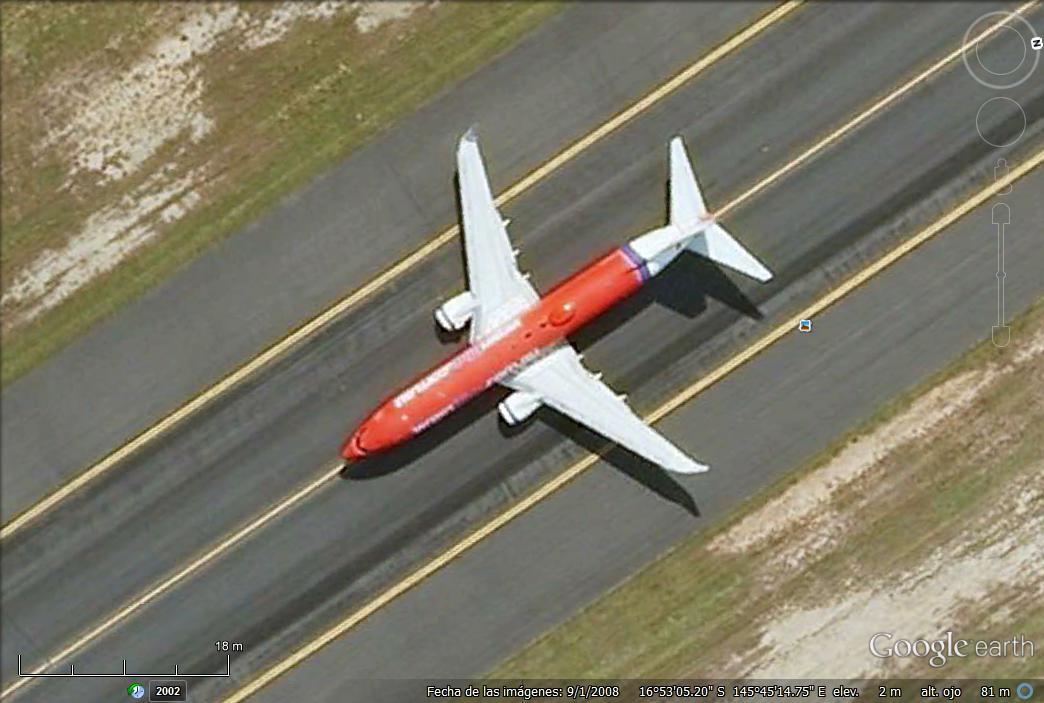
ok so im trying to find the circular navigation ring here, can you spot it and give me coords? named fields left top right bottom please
left=975, top=25, right=1027, bottom=75
left=963, top=11, right=1039, bottom=89
left=975, top=96, right=1028, bottom=148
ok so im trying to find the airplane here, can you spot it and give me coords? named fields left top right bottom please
left=341, top=129, right=772, bottom=474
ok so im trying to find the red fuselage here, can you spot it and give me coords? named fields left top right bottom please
left=341, top=246, right=650, bottom=460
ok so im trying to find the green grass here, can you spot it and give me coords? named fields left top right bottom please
left=491, top=297, right=1044, bottom=679
left=1, top=2, right=563, bottom=384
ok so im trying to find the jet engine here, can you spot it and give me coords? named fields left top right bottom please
left=498, top=391, right=542, bottom=425
left=434, top=291, right=477, bottom=332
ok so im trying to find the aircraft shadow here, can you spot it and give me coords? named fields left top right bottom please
left=537, top=409, right=700, bottom=517
left=570, top=254, right=762, bottom=353
left=345, top=246, right=758, bottom=513
left=342, top=396, right=700, bottom=517
left=434, top=318, right=466, bottom=345
left=435, top=254, right=762, bottom=351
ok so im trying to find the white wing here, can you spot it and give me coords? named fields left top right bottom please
left=457, top=129, right=538, bottom=339
left=503, top=345, right=707, bottom=474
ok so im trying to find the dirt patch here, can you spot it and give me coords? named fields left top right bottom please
left=740, top=467, right=1044, bottom=677
left=37, top=6, right=236, bottom=186
left=713, top=319, right=1044, bottom=677
left=355, top=1, right=426, bottom=34
left=2, top=167, right=205, bottom=324
left=2, top=1, right=442, bottom=332
left=244, top=2, right=346, bottom=49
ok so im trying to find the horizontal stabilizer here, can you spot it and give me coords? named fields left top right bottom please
left=688, top=223, right=773, bottom=282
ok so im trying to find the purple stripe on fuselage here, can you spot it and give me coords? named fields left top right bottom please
left=619, top=244, right=650, bottom=282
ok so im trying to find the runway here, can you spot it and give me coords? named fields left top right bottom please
left=250, top=162, right=1044, bottom=703
left=1, top=1, right=777, bottom=525
left=2, top=3, right=1041, bottom=701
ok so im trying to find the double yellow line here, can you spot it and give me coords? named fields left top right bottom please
left=0, top=1, right=803, bottom=543
left=223, top=147, right=1044, bottom=703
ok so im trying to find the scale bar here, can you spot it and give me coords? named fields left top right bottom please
left=17, top=654, right=231, bottom=678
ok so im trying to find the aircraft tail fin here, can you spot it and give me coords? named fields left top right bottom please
left=668, top=136, right=707, bottom=230
left=669, top=136, right=773, bottom=282
left=627, top=137, right=773, bottom=282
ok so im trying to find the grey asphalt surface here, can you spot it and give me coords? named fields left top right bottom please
left=4, top=2, right=1043, bottom=702
left=255, top=165, right=1044, bottom=703
left=0, top=0, right=775, bottom=523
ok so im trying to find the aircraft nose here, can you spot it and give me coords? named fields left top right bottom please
left=341, top=426, right=369, bottom=462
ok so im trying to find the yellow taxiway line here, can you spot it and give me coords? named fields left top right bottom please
left=717, top=0, right=1040, bottom=218
left=0, top=1, right=804, bottom=543
left=223, top=145, right=1044, bottom=703
left=5, top=4, right=1038, bottom=699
